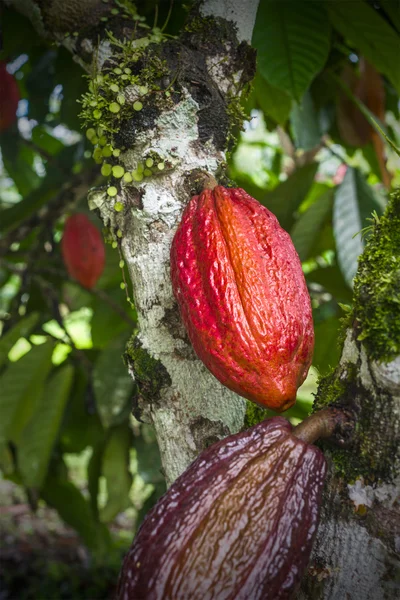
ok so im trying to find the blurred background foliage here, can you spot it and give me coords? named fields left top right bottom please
left=0, top=0, right=399, bottom=597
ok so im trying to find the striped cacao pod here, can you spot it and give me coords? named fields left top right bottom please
left=61, top=214, right=105, bottom=289
left=117, top=416, right=327, bottom=600
left=170, top=186, right=314, bottom=411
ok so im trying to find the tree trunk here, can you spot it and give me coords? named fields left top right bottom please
left=8, top=1, right=400, bottom=598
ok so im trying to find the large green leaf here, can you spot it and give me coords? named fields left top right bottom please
left=0, top=341, right=53, bottom=445
left=18, top=365, right=74, bottom=489
left=253, top=73, right=292, bottom=125
left=333, top=168, right=385, bottom=286
left=262, top=163, right=318, bottom=230
left=290, top=91, right=321, bottom=151
left=0, top=312, right=39, bottom=369
left=253, top=0, right=331, bottom=101
left=326, top=0, right=400, bottom=95
left=99, top=424, right=132, bottom=523
left=93, top=331, right=134, bottom=428
left=291, top=190, right=333, bottom=261
left=41, top=476, right=111, bottom=558
left=313, top=316, right=342, bottom=374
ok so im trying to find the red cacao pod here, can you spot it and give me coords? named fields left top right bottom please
left=0, top=61, right=20, bottom=132
left=117, top=416, right=327, bottom=600
left=170, top=186, right=314, bottom=412
left=61, top=214, right=105, bottom=289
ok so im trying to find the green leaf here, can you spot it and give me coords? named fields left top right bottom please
left=253, top=0, right=331, bottom=101
left=93, top=331, right=133, bottom=428
left=307, top=265, right=353, bottom=304
left=262, top=163, right=318, bottom=230
left=253, top=73, right=292, bottom=125
left=31, top=125, right=65, bottom=155
left=99, top=424, right=132, bottom=523
left=333, top=168, right=385, bottom=286
left=18, top=365, right=74, bottom=489
left=326, top=0, right=400, bottom=95
left=381, top=0, right=400, bottom=32
left=0, top=312, right=39, bottom=369
left=290, top=190, right=333, bottom=261
left=313, top=316, right=342, bottom=374
left=59, top=367, right=104, bottom=454
left=290, top=91, right=321, bottom=151
left=91, top=289, right=131, bottom=349
left=135, top=424, right=165, bottom=485
left=41, top=476, right=111, bottom=558
left=0, top=341, right=53, bottom=446
left=88, top=443, right=105, bottom=519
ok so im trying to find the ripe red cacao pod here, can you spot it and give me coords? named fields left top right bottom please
left=0, top=61, right=20, bottom=132
left=170, top=186, right=314, bottom=412
left=117, top=416, right=327, bottom=600
left=61, top=214, right=105, bottom=289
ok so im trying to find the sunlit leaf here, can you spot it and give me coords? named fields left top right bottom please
left=0, top=341, right=53, bottom=445
left=0, top=312, right=39, bottom=369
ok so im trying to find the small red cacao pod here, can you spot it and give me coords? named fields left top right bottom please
left=0, top=61, right=20, bottom=132
left=170, top=186, right=314, bottom=412
left=117, top=416, right=327, bottom=600
left=61, top=214, right=105, bottom=289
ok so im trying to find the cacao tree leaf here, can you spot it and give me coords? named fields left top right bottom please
left=333, top=167, right=385, bottom=287
left=313, top=316, right=342, bottom=375
left=18, top=365, right=74, bottom=489
left=252, top=0, right=331, bottom=101
left=0, top=341, right=53, bottom=446
left=93, top=331, right=133, bottom=429
left=307, top=265, right=353, bottom=304
left=262, top=163, right=318, bottom=231
left=99, top=424, right=132, bottom=523
left=59, top=366, right=104, bottom=454
left=290, top=190, right=333, bottom=261
left=326, top=0, right=400, bottom=95
left=31, top=125, right=65, bottom=155
left=87, top=442, right=105, bottom=519
left=0, top=312, right=39, bottom=369
left=135, top=424, right=165, bottom=486
left=381, top=0, right=400, bottom=31
left=290, top=91, right=322, bottom=151
left=41, top=475, right=112, bottom=558
left=253, top=73, right=292, bottom=125
left=91, top=289, right=131, bottom=349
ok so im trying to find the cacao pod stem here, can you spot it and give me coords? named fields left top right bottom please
left=293, top=407, right=356, bottom=446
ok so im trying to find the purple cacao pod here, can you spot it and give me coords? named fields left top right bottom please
left=117, top=416, right=327, bottom=600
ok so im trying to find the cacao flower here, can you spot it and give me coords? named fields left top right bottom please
left=0, top=61, right=20, bottom=132
left=117, top=416, right=327, bottom=600
left=170, top=186, right=314, bottom=412
left=61, top=214, right=105, bottom=289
